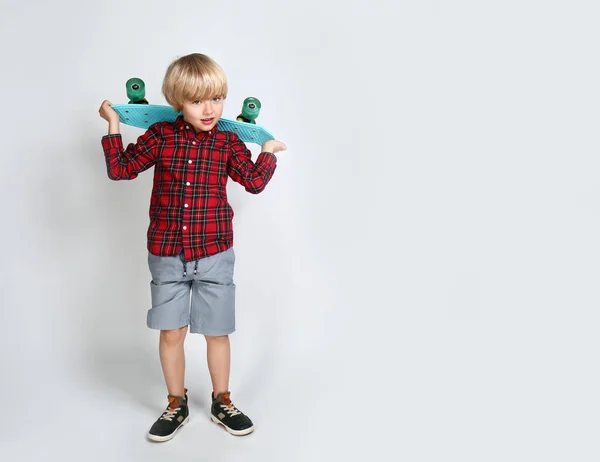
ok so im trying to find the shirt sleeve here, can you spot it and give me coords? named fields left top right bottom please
left=227, top=137, right=277, bottom=194
left=101, top=123, right=161, bottom=180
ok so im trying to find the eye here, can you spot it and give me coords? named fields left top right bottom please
left=213, top=97, right=221, bottom=102
left=192, top=100, right=200, bottom=105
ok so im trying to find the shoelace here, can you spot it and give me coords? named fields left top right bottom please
left=220, top=403, right=242, bottom=417
left=160, top=406, right=181, bottom=421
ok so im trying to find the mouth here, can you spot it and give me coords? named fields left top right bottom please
left=200, top=117, right=215, bottom=124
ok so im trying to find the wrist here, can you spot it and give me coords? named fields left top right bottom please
left=108, top=119, right=120, bottom=135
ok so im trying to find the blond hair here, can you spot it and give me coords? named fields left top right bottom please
left=162, top=53, right=228, bottom=112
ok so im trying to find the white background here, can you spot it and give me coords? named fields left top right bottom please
left=1, top=0, right=599, bottom=460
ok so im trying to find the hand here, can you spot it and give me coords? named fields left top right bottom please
left=261, top=140, right=287, bottom=154
left=99, top=100, right=120, bottom=124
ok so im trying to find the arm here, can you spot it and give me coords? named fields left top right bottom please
left=227, top=138, right=284, bottom=194
left=99, top=100, right=159, bottom=180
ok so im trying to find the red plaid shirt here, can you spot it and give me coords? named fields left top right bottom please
left=101, top=116, right=277, bottom=262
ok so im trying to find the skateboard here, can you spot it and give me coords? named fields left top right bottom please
left=111, top=104, right=275, bottom=146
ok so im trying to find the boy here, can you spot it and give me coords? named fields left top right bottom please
left=98, top=53, right=287, bottom=442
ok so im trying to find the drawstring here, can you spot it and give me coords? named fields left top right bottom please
left=181, top=256, right=199, bottom=277
left=180, top=250, right=187, bottom=277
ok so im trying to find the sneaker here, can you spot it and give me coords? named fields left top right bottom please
left=147, top=388, right=189, bottom=442
left=210, top=391, right=254, bottom=436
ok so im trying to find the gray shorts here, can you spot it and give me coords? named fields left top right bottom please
left=147, top=248, right=236, bottom=335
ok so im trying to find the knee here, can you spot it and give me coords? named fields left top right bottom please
left=160, top=326, right=187, bottom=346
left=205, top=335, right=229, bottom=344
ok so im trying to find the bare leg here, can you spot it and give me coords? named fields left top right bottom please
left=205, top=335, right=230, bottom=397
left=159, top=326, right=188, bottom=397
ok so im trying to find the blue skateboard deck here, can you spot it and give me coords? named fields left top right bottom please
left=111, top=104, right=275, bottom=145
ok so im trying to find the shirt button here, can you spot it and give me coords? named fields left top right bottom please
left=192, top=141, right=196, bottom=145
left=188, top=160, right=192, bottom=164
left=184, top=203, right=189, bottom=208
left=186, top=125, right=190, bottom=129
left=183, top=226, right=187, bottom=230
left=186, top=182, right=191, bottom=186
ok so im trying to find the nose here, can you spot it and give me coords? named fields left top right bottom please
left=203, top=102, right=213, bottom=115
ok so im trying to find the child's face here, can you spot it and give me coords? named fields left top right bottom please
left=182, top=96, right=224, bottom=132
